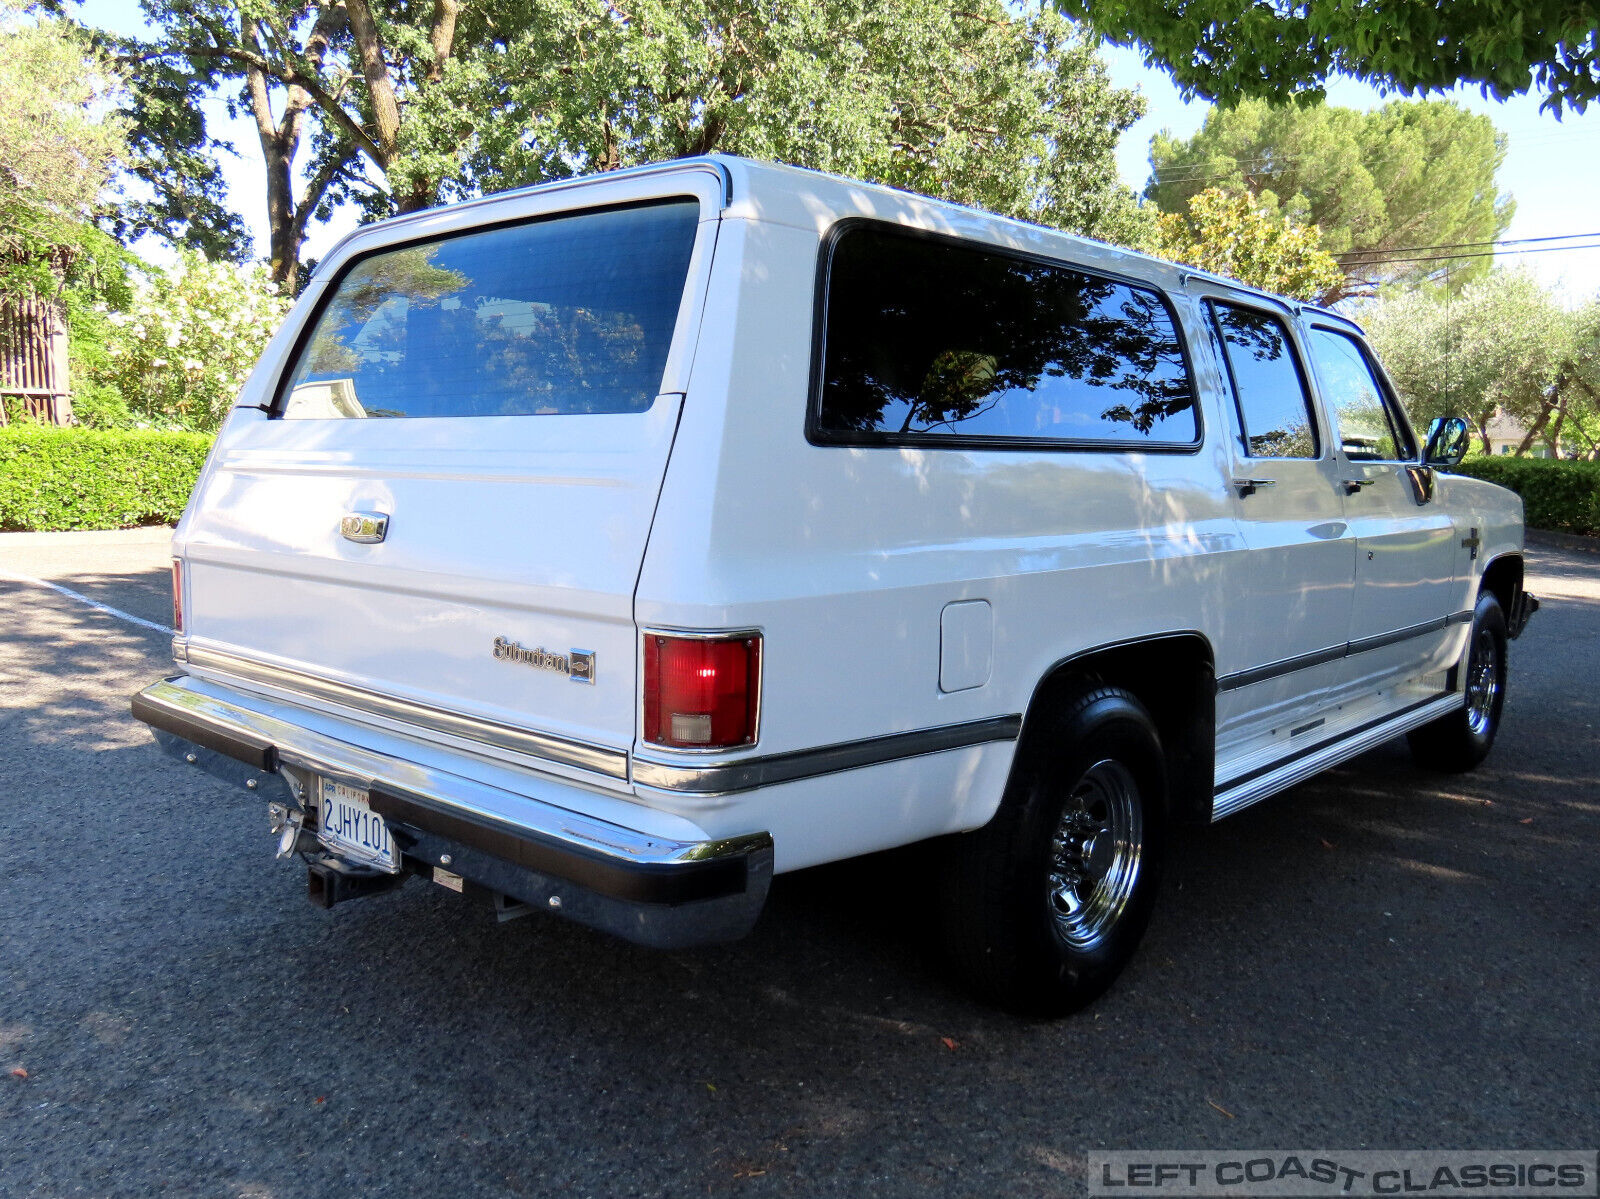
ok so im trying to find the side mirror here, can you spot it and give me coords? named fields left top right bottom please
left=1423, top=416, right=1470, bottom=467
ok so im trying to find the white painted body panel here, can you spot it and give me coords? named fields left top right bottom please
left=171, top=155, right=1528, bottom=877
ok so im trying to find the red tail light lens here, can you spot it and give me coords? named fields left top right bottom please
left=643, top=632, right=761, bottom=749
left=171, top=559, right=184, bottom=634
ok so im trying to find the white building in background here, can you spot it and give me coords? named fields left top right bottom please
left=1485, top=410, right=1559, bottom=458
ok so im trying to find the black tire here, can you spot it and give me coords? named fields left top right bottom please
left=937, top=683, right=1167, bottom=1017
left=1408, top=591, right=1507, bottom=773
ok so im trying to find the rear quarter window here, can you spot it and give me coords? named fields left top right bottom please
left=278, top=199, right=700, bottom=419
left=811, top=224, right=1198, bottom=450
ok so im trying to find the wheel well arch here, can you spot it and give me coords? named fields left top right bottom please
left=1479, top=553, right=1524, bottom=615
left=1018, top=632, right=1217, bottom=826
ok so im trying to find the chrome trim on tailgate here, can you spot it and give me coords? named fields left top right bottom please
left=183, top=645, right=630, bottom=781
left=133, top=676, right=757, bottom=872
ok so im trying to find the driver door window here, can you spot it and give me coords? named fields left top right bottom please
left=1306, top=329, right=1415, bottom=461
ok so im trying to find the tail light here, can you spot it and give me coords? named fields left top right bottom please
left=171, top=559, right=185, bottom=634
left=642, top=632, right=761, bottom=750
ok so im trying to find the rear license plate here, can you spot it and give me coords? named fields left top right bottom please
left=316, top=779, right=400, bottom=873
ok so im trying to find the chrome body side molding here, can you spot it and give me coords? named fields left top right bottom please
left=632, top=714, right=1023, bottom=795
left=177, top=643, right=1020, bottom=797
left=1217, top=611, right=1474, bottom=693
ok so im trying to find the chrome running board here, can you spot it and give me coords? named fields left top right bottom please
left=1212, top=692, right=1463, bottom=821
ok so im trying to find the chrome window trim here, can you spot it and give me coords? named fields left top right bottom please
left=633, top=714, right=1022, bottom=795
left=183, top=644, right=630, bottom=781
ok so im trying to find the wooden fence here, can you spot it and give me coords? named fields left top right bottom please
left=0, top=295, right=74, bottom=426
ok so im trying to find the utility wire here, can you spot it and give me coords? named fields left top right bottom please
left=1343, top=243, right=1600, bottom=269
left=1335, top=231, right=1600, bottom=260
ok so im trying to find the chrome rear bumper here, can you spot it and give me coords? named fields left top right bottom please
left=131, top=676, right=773, bottom=947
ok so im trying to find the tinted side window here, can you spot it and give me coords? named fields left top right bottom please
left=1307, top=328, right=1416, bottom=462
left=815, top=226, right=1197, bottom=447
left=279, top=200, right=699, bottom=419
left=1210, top=303, right=1318, bottom=459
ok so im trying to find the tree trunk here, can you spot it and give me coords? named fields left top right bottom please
left=1514, top=405, right=1553, bottom=456
left=1548, top=406, right=1567, bottom=458
left=243, top=10, right=347, bottom=289
left=344, top=0, right=402, bottom=167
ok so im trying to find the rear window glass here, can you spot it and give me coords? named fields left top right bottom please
left=814, top=225, right=1197, bottom=448
left=279, top=200, right=699, bottom=419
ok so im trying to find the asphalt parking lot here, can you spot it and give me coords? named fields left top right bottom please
left=2, top=529, right=1596, bottom=1198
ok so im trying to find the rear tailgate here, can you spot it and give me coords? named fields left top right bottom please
left=175, top=169, right=726, bottom=785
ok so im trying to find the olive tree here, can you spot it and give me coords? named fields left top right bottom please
left=1363, top=271, right=1574, bottom=456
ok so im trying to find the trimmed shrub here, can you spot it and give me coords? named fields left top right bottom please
left=0, top=426, right=211, bottom=531
left=1449, top=456, right=1600, bottom=536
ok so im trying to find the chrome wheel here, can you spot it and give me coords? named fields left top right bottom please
left=1465, top=625, right=1501, bottom=738
left=1046, top=759, right=1143, bottom=951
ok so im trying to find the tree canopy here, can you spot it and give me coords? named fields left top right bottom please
left=470, top=0, right=1149, bottom=242
left=116, top=0, right=1151, bottom=287
left=1363, top=271, right=1587, bottom=456
left=1052, top=0, right=1600, bottom=115
left=1145, top=98, right=1513, bottom=302
left=1145, top=188, right=1343, bottom=302
left=0, top=6, right=129, bottom=306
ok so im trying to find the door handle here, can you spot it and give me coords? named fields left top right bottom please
left=340, top=511, right=389, bottom=543
left=1232, top=477, right=1277, bottom=498
left=1341, top=477, right=1373, bottom=495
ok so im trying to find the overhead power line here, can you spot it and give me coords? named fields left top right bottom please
left=1342, top=242, right=1600, bottom=269
left=1335, top=231, right=1600, bottom=261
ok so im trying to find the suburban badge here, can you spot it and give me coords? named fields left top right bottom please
left=493, top=637, right=595, bottom=684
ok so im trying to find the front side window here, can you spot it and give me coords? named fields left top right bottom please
left=279, top=199, right=700, bottom=419
left=814, top=225, right=1198, bottom=448
left=1307, top=328, right=1416, bottom=462
left=1210, top=302, right=1318, bottom=459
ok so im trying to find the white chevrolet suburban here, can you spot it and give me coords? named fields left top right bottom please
left=133, top=156, right=1538, bottom=1014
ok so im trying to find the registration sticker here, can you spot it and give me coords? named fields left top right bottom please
left=316, top=779, right=400, bottom=873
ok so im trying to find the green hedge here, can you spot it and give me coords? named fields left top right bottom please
left=1449, top=456, right=1600, bottom=536
left=0, top=426, right=212, bottom=531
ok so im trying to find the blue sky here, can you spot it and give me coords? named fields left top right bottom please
left=83, top=0, right=1600, bottom=303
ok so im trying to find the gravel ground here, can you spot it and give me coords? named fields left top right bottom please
left=1, top=529, right=1595, bottom=1198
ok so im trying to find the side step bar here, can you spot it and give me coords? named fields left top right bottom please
left=1213, top=692, right=1463, bottom=821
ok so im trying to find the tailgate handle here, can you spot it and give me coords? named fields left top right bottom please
left=340, top=512, right=389, bottom=544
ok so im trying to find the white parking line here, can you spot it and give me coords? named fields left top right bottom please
left=0, top=570, right=173, bottom=635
